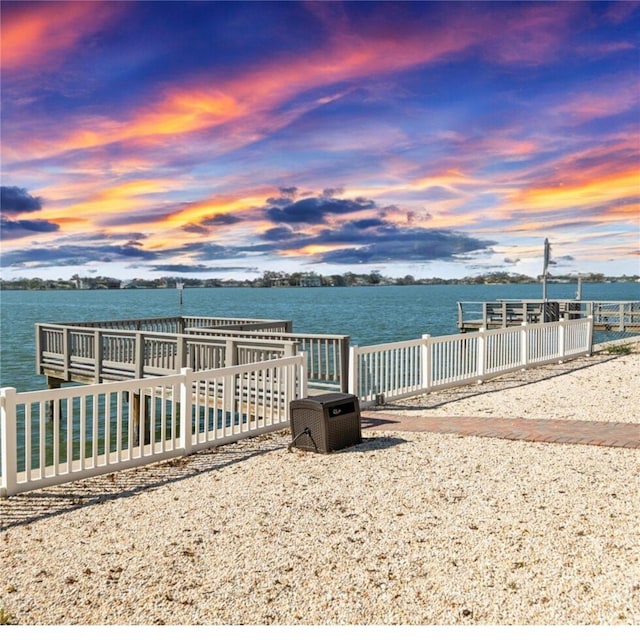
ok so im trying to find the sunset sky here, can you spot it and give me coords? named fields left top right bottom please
left=1, top=0, right=638, bottom=281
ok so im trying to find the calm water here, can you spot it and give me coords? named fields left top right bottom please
left=1, top=282, right=638, bottom=391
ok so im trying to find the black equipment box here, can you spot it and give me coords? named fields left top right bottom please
left=289, top=393, right=362, bottom=453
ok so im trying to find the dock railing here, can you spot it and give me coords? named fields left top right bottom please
left=587, top=301, right=640, bottom=332
left=185, top=327, right=350, bottom=392
left=62, top=315, right=293, bottom=334
left=1, top=354, right=307, bottom=497
left=457, top=300, right=639, bottom=333
left=36, top=316, right=347, bottom=392
left=349, top=317, right=593, bottom=405
left=36, top=324, right=299, bottom=384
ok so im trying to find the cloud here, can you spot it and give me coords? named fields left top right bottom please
left=310, top=228, right=494, bottom=265
left=173, top=241, right=247, bottom=263
left=148, top=264, right=252, bottom=274
left=406, top=210, right=433, bottom=225
left=181, top=223, right=209, bottom=236
left=266, top=196, right=375, bottom=224
left=204, top=213, right=243, bottom=226
left=181, top=214, right=243, bottom=235
left=5, top=0, right=524, bottom=163
left=1, top=3, right=636, bottom=279
left=0, top=241, right=159, bottom=269
left=1, top=186, right=43, bottom=212
left=260, top=226, right=305, bottom=243
left=253, top=196, right=496, bottom=265
left=0, top=186, right=57, bottom=239
left=0, top=1, right=125, bottom=73
left=0, top=215, right=59, bottom=239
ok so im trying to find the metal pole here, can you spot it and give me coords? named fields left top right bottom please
left=576, top=276, right=582, bottom=301
left=542, top=238, right=550, bottom=302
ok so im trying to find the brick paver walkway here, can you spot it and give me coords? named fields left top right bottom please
left=361, top=412, right=640, bottom=449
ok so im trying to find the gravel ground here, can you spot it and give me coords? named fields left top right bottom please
left=1, top=345, right=638, bottom=626
left=383, top=343, right=640, bottom=423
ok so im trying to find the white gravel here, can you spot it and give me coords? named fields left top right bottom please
left=1, top=345, right=639, bottom=625
left=385, top=346, right=640, bottom=423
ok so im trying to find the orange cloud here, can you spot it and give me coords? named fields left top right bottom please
left=0, top=1, right=124, bottom=72
left=511, top=169, right=639, bottom=212
left=34, top=178, right=181, bottom=233
left=164, top=190, right=274, bottom=227
left=600, top=201, right=640, bottom=223
left=22, top=10, right=486, bottom=162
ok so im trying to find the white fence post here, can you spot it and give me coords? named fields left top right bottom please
left=520, top=322, right=529, bottom=368
left=477, top=329, right=486, bottom=379
left=558, top=319, right=566, bottom=362
left=298, top=353, right=308, bottom=399
left=421, top=334, right=432, bottom=392
left=179, top=368, right=193, bottom=455
left=1, top=387, right=18, bottom=498
left=587, top=316, right=594, bottom=355
left=348, top=345, right=358, bottom=397
left=223, top=369, right=235, bottom=421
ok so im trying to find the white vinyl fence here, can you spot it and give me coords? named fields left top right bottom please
left=1, top=355, right=306, bottom=497
left=1, top=317, right=595, bottom=497
left=349, top=318, right=593, bottom=405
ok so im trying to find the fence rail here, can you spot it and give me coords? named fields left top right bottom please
left=1, top=355, right=306, bottom=497
left=349, top=318, right=593, bottom=404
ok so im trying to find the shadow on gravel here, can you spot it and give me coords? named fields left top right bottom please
left=347, top=434, right=406, bottom=452
left=0, top=435, right=289, bottom=531
left=1, top=431, right=408, bottom=531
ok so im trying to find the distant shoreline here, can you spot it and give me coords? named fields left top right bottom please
left=2, top=273, right=638, bottom=291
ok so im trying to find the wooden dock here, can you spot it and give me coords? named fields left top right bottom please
left=35, top=315, right=349, bottom=393
left=457, top=299, right=640, bottom=333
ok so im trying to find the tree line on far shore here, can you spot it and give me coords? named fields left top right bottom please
left=0, top=270, right=634, bottom=291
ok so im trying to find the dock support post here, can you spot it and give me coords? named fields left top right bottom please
left=131, top=392, right=152, bottom=447
left=46, top=377, right=63, bottom=421
left=132, top=392, right=141, bottom=447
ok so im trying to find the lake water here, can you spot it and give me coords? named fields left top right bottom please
left=1, top=281, right=638, bottom=391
